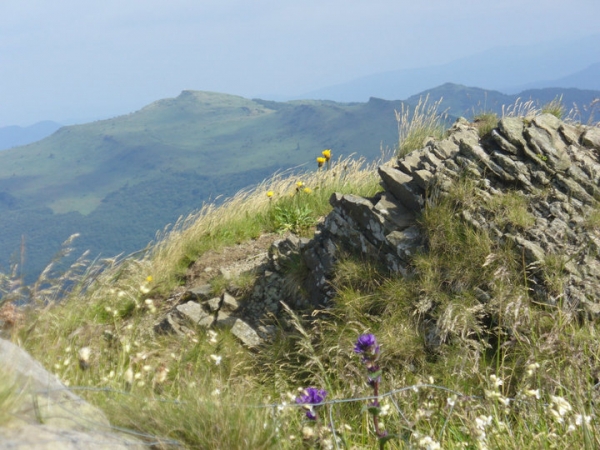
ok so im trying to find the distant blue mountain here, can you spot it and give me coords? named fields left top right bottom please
left=504, top=62, right=600, bottom=93
left=298, top=34, right=600, bottom=102
left=0, top=121, right=62, bottom=151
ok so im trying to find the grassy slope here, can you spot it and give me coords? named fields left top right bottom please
left=8, top=103, right=600, bottom=448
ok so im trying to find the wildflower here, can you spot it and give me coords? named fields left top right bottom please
left=124, top=367, right=134, bottom=385
left=524, top=388, right=540, bottom=399
left=212, top=388, right=221, bottom=396
left=154, top=365, right=169, bottom=384
left=418, top=435, right=441, bottom=450
left=354, top=333, right=380, bottom=356
left=550, top=395, right=572, bottom=417
left=296, top=387, right=327, bottom=420
left=575, top=414, right=592, bottom=426
left=296, top=181, right=304, bottom=188
left=207, top=329, right=218, bottom=344
left=210, top=354, right=222, bottom=365
left=447, top=395, right=457, bottom=407
left=140, top=285, right=151, bottom=294
left=78, top=347, right=91, bottom=370
left=379, top=403, right=392, bottom=416
left=489, top=374, right=503, bottom=388
left=266, top=190, right=274, bottom=198
left=302, top=426, right=315, bottom=439
left=303, top=187, right=312, bottom=194
left=316, top=156, right=326, bottom=168
left=526, top=362, right=540, bottom=376
left=322, top=149, right=331, bottom=161
left=475, top=415, right=493, bottom=430
left=146, top=275, right=153, bottom=283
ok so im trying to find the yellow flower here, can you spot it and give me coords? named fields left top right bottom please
left=146, top=276, right=153, bottom=283
left=266, top=190, right=274, bottom=198
left=296, top=181, right=304, bottom=188
left=322, top=149, right=331, bottom=161
left=303, top=187, right=312, bottom=194
left=316, top=156, right=326, bottom=167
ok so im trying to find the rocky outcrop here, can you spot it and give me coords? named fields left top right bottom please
left=0, top=338, right=145, bottom=449
left=299, top=114, right=600, bottom=312
left=156, top=114, right=600, bottom=346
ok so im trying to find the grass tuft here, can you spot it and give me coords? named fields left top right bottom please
left=396, top=95, right=449, bottom=157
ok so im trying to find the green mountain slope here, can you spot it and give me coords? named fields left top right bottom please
left=0, top=91, right=404, bottom=279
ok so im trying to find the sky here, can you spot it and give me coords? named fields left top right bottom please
left=1, top=0, right=599, bottom=127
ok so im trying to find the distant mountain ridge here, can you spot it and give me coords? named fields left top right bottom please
left=299, top=34, right=600, bottom=102
left=0, top=121, right=62, bottom=151
left=409, top=83, right=600, bottom=122
left=504, top=62, right=600, bottom=93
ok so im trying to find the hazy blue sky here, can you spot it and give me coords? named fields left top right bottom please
left=1, top=0, right=599, bottom=126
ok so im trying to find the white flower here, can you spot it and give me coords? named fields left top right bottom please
left=447, top=395, right=457, bottom=407
left=475, top=415, right=493, bottom=430
left=380, top=402, right=391, bottom=416
left=210, top=354, right=222, bottom=365
left=124, top=368, right=134, bottom=384
left=575, top=414, right=592, bottom=426
left=550, top=395, right=572, bottom=417
left=212, top=388, right=221, bottom=396
left=418, top=435, right=441, bottom=450
left=302, top=426, right=315, bottom=440
left=524, top=389, right=540, bottom=399
left=207, top=330, right=218, bottom=344
left=526, top=363, right=540, bottom=376
left=489, top=374, right=503, bottom=388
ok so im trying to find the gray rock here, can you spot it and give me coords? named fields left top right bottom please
left=221, top=292, right=239, bottom=312
left=206, top=297, right=222, bottom=312
left=581, top=127, right=600, bottom=149
left=187, top=284, right=213, bottom=301
left=378, top=166, right=424, bottom=210
left=230, top=319, right=261, bottom=348
left=0, top=339, right=144, bottom=449
left=177, top=301, right=214, bottom=328
left=215, top=310, right=237, bottom=328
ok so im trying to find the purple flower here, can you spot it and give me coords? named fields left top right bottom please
left=354, top=333, right=380, bottom=356
left=296, top=387, right=327, bottom=420
left=296, top=387, right=327, bottom=405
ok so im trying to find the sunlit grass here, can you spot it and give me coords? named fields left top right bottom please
left=396, top=95, right=449, bottom=157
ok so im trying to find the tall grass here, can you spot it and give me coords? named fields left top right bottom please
left=148, top=155, right=383, bottom=292
left=396, top=95, right=448, bottom=157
